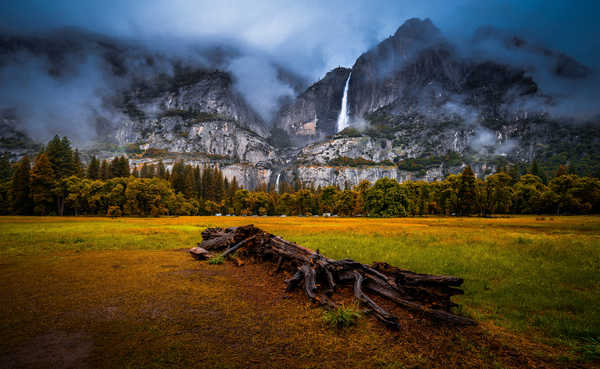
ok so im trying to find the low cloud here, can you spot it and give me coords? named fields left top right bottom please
left=1, top=0, right=599, bottom=144
left=227, top=55, right=295, bottom=122
left=0, top=51, right=125, bottom=144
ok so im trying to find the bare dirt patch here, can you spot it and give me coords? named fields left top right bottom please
left=0, top=250, right=595, bottom=368
left=1, top=331, right=93, bottom=369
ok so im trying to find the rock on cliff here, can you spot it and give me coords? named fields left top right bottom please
left=296, top=136, right=397, bottom=165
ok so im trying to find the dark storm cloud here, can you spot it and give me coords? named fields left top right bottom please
left=1, top=0, right=599, bottom=142
left=4, top=0, right=598, bottom=76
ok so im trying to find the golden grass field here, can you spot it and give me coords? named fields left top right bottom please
left=0, top=215, right=599, bottom=368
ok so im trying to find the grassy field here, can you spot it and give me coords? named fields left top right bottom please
left=1, top=216, right=599, bottom=368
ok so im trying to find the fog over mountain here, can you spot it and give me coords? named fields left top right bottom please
left=1, top=1, right=599, bottom=141
left=1, top=1, right=599, bottom=187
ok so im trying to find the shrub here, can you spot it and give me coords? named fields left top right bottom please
left=323, top=305, right=361, bottom=329
left=337, top=127, right=362, bottom=137
left=328, top=156, right=376, bottom=167
left=208, top=256, right=225, bottom=265
left=123, top=143, right=141, bottom=154
left=150, top=206, right=162, bottom=217
left=107, top=206, right=122, bottom=218
left=580, top=337, right=600, bottom=361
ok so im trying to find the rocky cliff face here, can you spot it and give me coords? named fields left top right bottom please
left=276, top=67, right=351, bottom=138
left=278, top=162, right=494, bottom=189
left=116, top=117, right=276, bottom=164
left=2, top=21, right=598, bottom=189
left=334, top=18, right=546, bottom=131
left=0, top=30, right=281, bottom=188
left=110, top=68, right=280, bottom=189
left=270, top=18, right=599, bottom=187
left=276, top=19, right=545, bottom=141
left=122, top=69, right=269, bottom=138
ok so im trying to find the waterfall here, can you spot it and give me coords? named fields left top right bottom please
left=275, top=173, right=281, bottom=193
left=336, top=72, right=351, bottom=132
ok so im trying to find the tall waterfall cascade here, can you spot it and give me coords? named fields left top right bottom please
left=336, top=72, right=351, bottom=132
left=275, top=173, right=281, bottom=193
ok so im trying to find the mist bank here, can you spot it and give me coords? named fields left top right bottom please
left=0, top=29, right=308, bottom=144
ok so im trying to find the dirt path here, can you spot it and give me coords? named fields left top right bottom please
left=0, top=250, right=591, bottom=368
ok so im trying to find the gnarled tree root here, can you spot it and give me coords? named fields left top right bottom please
left=192, top=225, right=476, bottom=328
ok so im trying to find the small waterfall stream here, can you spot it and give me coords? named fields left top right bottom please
left=336, top=72, right=352, bottom=132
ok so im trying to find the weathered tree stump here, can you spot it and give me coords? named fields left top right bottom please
left=191, top=225, right=476, bottom=328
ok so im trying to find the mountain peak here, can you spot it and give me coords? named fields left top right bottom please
left=472, top=25, right=590, bottom=79
left=393, top=18, right=441, bottom=42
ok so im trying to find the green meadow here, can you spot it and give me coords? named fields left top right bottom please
left=1, top=215, right=599, bottom=367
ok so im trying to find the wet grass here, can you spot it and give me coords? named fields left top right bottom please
left=0, top=215, right=599, bottom=366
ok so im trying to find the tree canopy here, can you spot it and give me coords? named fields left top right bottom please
left=1, top=137, right=599, bottom=217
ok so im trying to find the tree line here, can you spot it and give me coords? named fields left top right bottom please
left=1, top=136, right=599, bottom=217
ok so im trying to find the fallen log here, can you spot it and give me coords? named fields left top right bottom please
left=192, top=225, right=476, bottom=328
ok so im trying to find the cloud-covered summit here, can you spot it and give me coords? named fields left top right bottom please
left=1, top=1, right=598, bottom=143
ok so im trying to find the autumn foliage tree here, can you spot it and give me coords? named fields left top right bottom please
left=3, top=136, right=600, bottom=217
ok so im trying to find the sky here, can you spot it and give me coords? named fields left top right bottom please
left=2, top=0, right=599, bottom=79
left=1, top=0, right=599, bottom=142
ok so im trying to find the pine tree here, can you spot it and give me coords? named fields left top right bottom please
left=0, top=153, right=13, bottom=214
left=183, top=169, right=195, bottom=198
left=148, top=164, right=156, bottom=178
left=214, top=167, right=225, bottom=202
left=110, top=157, right=119, bottom=178
left=529, top=160, right=546, bottom=183
left=73, top=149, right=84, bottom=177
left=100, top=160, right=110, bottom=180
left=508, top=164, right=521, bottom=183
left=0, top=153, right=12, bottom=180
left=457, top=166, right=477, bottom=216
left=110, top=156, right=130, bottom=178
left=202, top=166, right=213, bottom=200
left=193, top=166, right=202, bottom=199
left=170, top=160, right=186, bottom=194
left=87, top=156, right=100, bottom=180
left=223, top=177, right=230, bottom=199
left=11, top=155, right=33, bottom=214
left=120, top=157, right=130, bottom=177
left=140, top=163, right=153, bottom=178
left=30, top=152, right=55, bottom=215
left=224, top=176, right=238, bottom=209
left=555, top=165, right=568, bottom=177
left=45, top=135, right=74, bottom=178
left=293, top=176, right=302, bottom=192
left=157, top=161, right=166, bottom=180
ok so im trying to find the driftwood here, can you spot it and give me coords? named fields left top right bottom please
left=191, top=225, right=476, bottom=328
left=189, top=246, right=211, bottom=260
